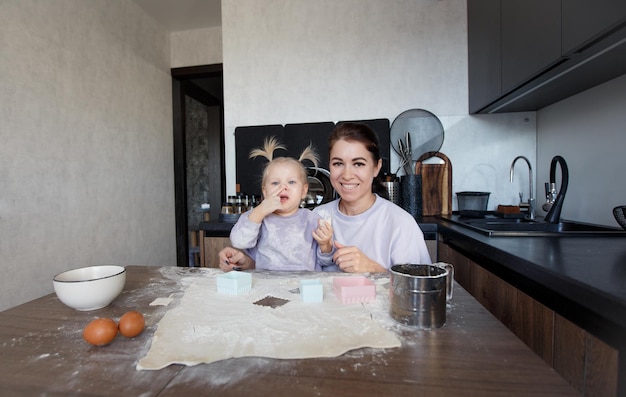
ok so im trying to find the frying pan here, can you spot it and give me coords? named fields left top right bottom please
left=390, top=109, right=444, bottom=174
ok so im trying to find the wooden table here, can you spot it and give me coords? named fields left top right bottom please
left=0, top=266, right=580, bottom=396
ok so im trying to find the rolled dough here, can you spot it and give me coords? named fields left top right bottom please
left=137, top=271, right=401, bottom=370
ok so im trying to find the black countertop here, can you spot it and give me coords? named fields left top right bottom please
left=434, top=215, right=626, bottom=350
left=199, top=217, right=626, bottom=349
left=198, top=221, right=235, bottom=237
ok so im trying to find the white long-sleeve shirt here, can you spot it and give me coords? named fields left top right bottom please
left=229, top=208, right=334, bottom=271
left=314, top=195, right=432, bottom=271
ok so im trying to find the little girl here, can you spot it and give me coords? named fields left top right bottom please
left=226, top=137, right=334, bottom=271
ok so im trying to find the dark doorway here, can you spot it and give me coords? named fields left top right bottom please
left=172, top=64, right=225, bottom=267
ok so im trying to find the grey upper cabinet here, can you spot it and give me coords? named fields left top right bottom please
left=562, top=0, right=626, bottom=55
left=467, top=0, right=501, bottom=113
left=468, top=0, right=626, bottom=114
left=500, top=0, right=561, bottom=94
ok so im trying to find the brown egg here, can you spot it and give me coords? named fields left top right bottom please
left=118, top=310, right=145, bottom=338
left=83, top=318, right=118, bottom=346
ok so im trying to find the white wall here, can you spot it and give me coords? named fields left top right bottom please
left=0, top=0, right=177, bottom=310
left=171, top=26, right=223, bottom=67
left=220, top=0, right=536, bottom=208
left=537, top=74, right=626, bottom=227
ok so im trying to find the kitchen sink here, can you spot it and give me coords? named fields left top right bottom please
left=439, top=214, right=626, bottom=237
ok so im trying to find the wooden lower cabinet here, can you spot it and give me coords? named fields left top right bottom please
left=438, top=240, right=471, bottom=289
left=199, top=232, right=231, bottom=268
left=554, top=314, right=619, bottom=397
left=586, top=332, right=619, bottom=397
left=471, top=262, right=555, bottom=365
left=554, top=314, right=587, bottom=393
left=425, top=239, right=437, bottom=262
left=439, top=239, right=618, bottom=397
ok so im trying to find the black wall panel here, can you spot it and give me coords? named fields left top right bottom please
left=235, top=119, right=390, bottom=197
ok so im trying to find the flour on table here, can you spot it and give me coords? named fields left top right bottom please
left=137, top=273, right=401, bottom=370
left=149, top=296, right=174, bottom=306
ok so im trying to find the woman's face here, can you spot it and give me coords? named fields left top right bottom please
left=329, top=139, right=382, bottom=206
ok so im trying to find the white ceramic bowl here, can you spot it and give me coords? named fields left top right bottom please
left=53, top=265, right=126, bottom=311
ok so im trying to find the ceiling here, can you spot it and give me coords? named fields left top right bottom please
left=131, top=0, right=221, bottom=32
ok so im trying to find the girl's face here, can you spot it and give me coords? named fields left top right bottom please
left=329, top=139, right=382, bottom=207
left=262, top=161, right=308, bottom=216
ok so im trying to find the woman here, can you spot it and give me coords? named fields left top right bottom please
left=219, top=122, right=431, bottom=272
left=312, top=122, right=431, bottom=273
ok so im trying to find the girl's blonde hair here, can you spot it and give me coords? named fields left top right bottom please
left=249, top=136, right=319, bottom=186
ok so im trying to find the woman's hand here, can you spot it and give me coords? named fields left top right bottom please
left=218, top=247, right=255, bottom=271
left=332, top=241, right=386, bottom=273
left=312, top=219, right=333, bottom=253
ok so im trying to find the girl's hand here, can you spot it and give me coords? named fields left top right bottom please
left=248, top=186, right=283, bottom=223
left=312, top=218, right=333, bottom=253
left=259, top=185, right=283, bottom=213
left=332, top=241, right=386, bottom=273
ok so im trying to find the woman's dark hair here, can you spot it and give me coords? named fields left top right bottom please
left=328, top=122, right=389, bottom=200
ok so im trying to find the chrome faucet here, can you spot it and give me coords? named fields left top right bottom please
left=510, top=156, right=535, bottom=220
left=544, top=156, right=569, bottom=224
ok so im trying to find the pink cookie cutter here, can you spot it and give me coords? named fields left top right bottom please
left=333, top=276, right=376, bottom=304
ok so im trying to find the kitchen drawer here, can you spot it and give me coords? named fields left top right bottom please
left=199, top=233, right=231, bottom=268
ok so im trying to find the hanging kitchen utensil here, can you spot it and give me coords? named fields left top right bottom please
left=396, top=138, right=412, bottom=175
left=390, top=109, right=445, bottom=174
